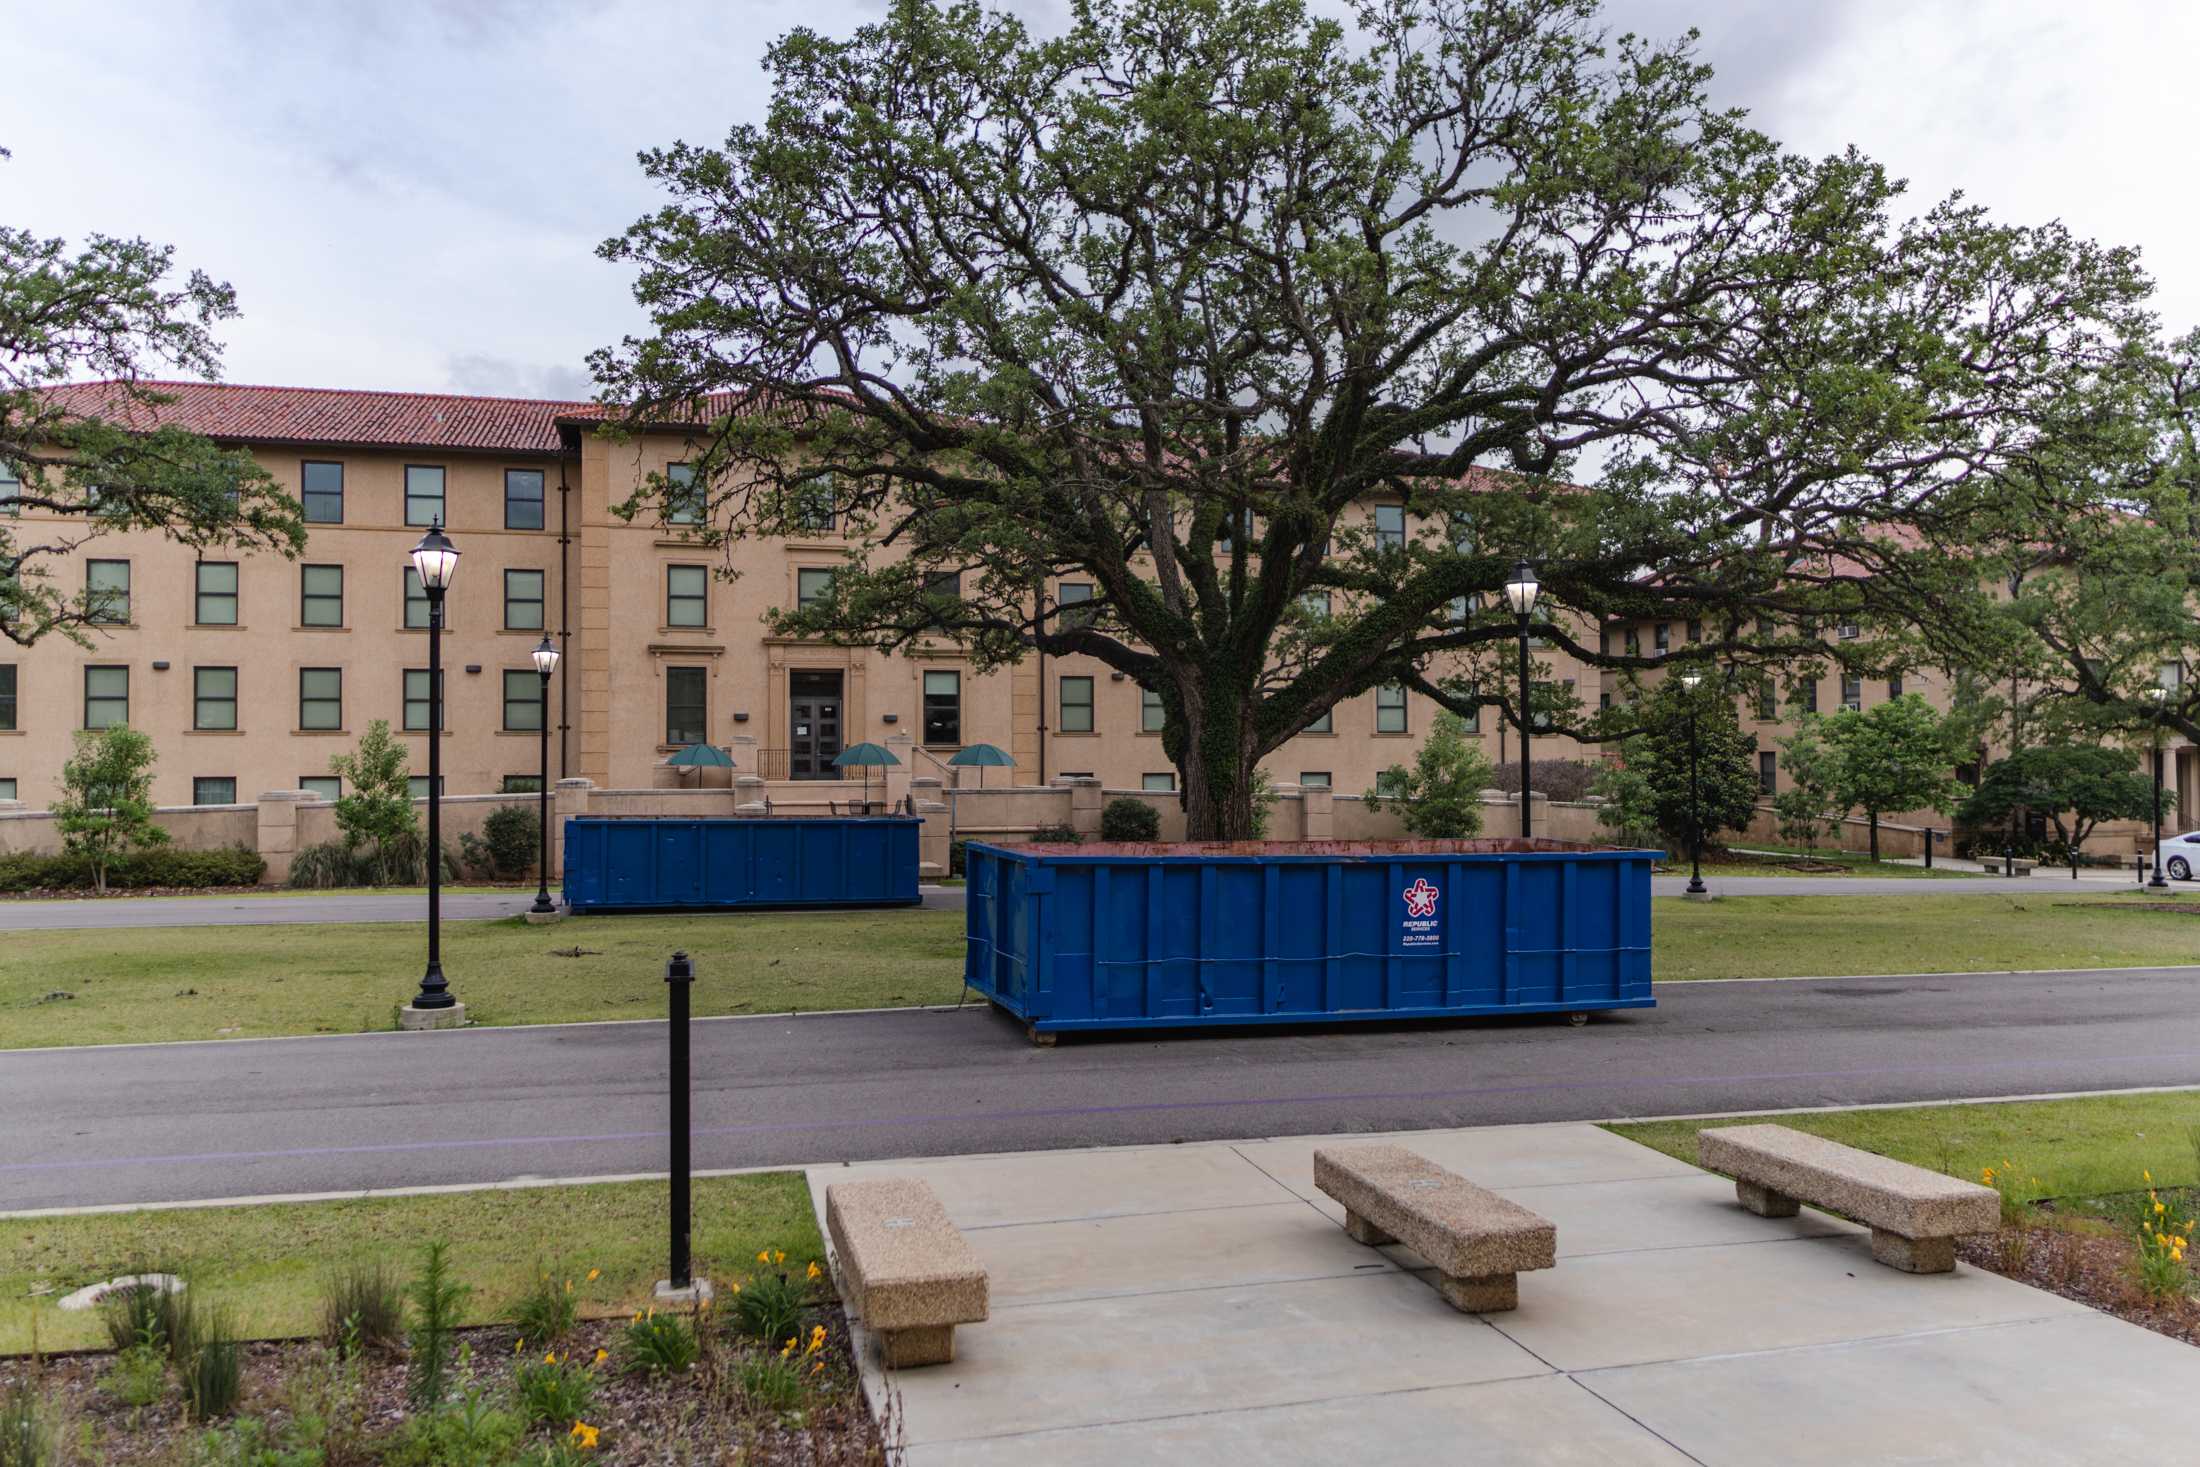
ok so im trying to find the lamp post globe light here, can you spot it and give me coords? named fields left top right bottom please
left=2148, top=685, right=2170, bottom=889
left=1678, top=670, right=1708, bottom=897
left=1503, top=560, right=1541, bottom=838
left=401, top=522, right=463, bottom=1029
left=529, top=635, right=561, bottom=917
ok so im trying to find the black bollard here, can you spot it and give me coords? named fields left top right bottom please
left=666, top=950, right=694, bottom=1291
left=1923, top=830, right=1933, bottom=870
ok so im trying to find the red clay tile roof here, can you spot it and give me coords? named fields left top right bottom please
left=39, top=380, right=593, bottom=455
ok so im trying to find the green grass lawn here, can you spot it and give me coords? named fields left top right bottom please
left=1682, top=849, right=1981, bottom=879
left=1607, top=1090, right=2200, bottom=1219
left=1651, top=892, right=2200, bottom=980
left=2, top=1172, right=822, bottom=1355
left=0, top=908, right=970, bottom=1049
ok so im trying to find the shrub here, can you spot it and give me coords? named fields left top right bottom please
left=2132, top=1180, right=2194, bottom=1303
left=0, top=1382, right=56, bottom=1467
left=54, top=724, right=169, bottom=892
left=191, top=1415, right=325, bottom=1467
left=1098, top=797, right=1161, bottom=842
left=404, top=1242, right=471, bottom=1410
left=1490, top=758, right=1601, bottom=803
left=319, top=1258, right=405, bottom=1357
left=0, top=846, right=263, bottom=893
left=183, top=1314, right=243, bottom=1421
left=737, top=1351, right=810, bottom=1412
left=288, top=833, right=455, bottom=889
left=508, top=1265, right=579, bottom=1345
left=949, top=838, right=970, bottom=876
left=101, top=1278, right=199, bottom=1366
left=729, top=1257, right=814, bottom=1346
left=1028, top=824, right=1080, bottom=844
left=513, top=1351, right=598, bottom=1430
left=1365, top=712, right=1491, bottom=838
left=477, top=804, right=540, bottom=879
left=619, top=1310, right=699, bottom=1377
left=384, top=1387, right=525, bottom=1467
left=100, top=1342, right=167, bottom=1408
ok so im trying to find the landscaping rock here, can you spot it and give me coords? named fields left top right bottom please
left=56, top=1273, right=185, bottom=1313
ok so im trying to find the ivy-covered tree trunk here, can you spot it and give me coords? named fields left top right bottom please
left=1178, top=664, right=1261, bottom=841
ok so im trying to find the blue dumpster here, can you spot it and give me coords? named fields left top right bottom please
left=562, top=817, right=921, bottom=912
left=963, top=839, right=1654, bottom=1035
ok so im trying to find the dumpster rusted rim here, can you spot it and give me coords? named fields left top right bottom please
left=973, top=838, right=1658, bottom=859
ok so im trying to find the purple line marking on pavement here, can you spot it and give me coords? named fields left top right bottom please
left=10, top=1046, right=2200, bottom=1179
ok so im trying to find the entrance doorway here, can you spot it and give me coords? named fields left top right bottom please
left=789, top=669, right=844, bottom=780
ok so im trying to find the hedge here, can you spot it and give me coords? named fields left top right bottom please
left=0, top=845, right=267, bottom=893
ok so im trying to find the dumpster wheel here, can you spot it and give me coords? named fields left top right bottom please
left=1026, top=1024, right=1058, bottom=1048
left=1567, top=1011, right=1589, bottom=1027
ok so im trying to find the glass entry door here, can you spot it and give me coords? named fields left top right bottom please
left=789, top=669, right=844, bottom=780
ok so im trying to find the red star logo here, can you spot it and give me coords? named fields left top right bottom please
left=1402, top=878, right=1439, bottom=918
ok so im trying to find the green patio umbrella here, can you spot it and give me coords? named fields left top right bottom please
left=833, top=741, right=901, bottom=810
left=664, top=742, right=734, bottom=784
left=947, top=742, right=1015, bottom=789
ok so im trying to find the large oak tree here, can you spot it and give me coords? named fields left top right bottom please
left=593, top=0, right=2149, bottom=837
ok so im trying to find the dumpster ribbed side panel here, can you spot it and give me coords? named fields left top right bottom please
left=561, top=818, right=919, bottom=911
left=962, top=841, right=1655, bottom=1032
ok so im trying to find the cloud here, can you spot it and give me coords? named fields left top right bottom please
left=444, top=355, right=595, bottom=402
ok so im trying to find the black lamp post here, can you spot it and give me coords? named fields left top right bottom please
left=529, top=635, right=560, bottom=916
left=409, top=522, right=460, bottom=1012
left=1679, top=670, right=1708, bottom=896
left=2148, top=685, right=2170, bottom=889
left=1503, top=560, right=1541, bottom=837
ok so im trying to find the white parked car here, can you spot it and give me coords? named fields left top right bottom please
left=2165, top=831, right=2200, bottom=882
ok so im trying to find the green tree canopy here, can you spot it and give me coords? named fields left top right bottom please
left=1813, top=694, right=1964, bottom=860
left=593, top=0, right=2151, bottom=837
left=1, top=146, right=304, bottom=645
left=53, top=725, right=168, bottom=893
left=1955, top=742, right=2164, bottom=855
left=330, top=720, right=419, bottom=855
left=1591, top=674, right=1757, bottom=854
left=1367, top=711, right=1494, bottom=838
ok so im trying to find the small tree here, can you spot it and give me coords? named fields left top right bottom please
left=329, top=721, right=418, bottom=864
left=1773, top=721, right=1838, bottom=849
left=1956, top=743, right=2163, bottom=863
left=1594, top=677, right=1759, bottom=856
left=53, top=725, right=168, bottom=892
left=1367, top=713, right=1493, bottom=839
left=1590, top=757, right=1663, bottom=848
left=1817, top=694, right=1964, bottom=861
left=1100, top=797, right=1162, bottom=843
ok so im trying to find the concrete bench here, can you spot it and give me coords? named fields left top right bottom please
left=825, top=1177, right=989, bottom=1367
left=1699, top=1123, right=1999, bottom=1273
left=1313, top=1144, right=1556, bottom=1312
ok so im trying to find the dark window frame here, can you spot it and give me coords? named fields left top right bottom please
left=665, top=665, right=707, bottom=745
left=403, top=668, right=444, bottom=732
left=1758, top=750, right=1778, bottom=795
left=86, top=558, right=130, bottom=623
left=301, top=460, right=345, bottom=524
left=0, top=663, right=15, bottom=731
left=403, top=464, right=446, bottom=528
left=502, top=668, right=544, bottom=732
left=194, top=562, right=239, bottom=625
left=1141, top=686, right=1166, bottom=733
left=1373, top=504, right=1406, bottom=551
left=192, top=665, right=238, bottom=730
left=665, top=463, right=703, bottom=526
left=301, top=564, right=344, bottom=627
left=1060, top=675, right=1095, bottom=733
left=503, top=468, right=546, bottom=531
left=192, top=776, right=237, bottom=807
left=796, top=567, right=835, bottom=611
left=666, top=565, right=709, bottom=628
left=503, top=568, right=546, bottom=631
left=299, top=775, right=341, bottom=801
left=298, top=667, right=343, bottom=731
left=83, top=665, right=129, bottom=729
left=403, top=567, right=432, bottom=629
left=921, top=669, right=962, bottom=746
left=1375, top=683, right=1408, bottom=733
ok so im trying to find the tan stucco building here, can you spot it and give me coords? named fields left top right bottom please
left=3, top=381, right=1595, bottom=810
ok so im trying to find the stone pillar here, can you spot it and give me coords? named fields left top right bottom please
left=255, top=789, right=313, bottom=885
left=911, top=776, right=949, bottom=875
left=1067, top=775, right=1103, bottom=837
left=552, top=778, right=594, bottom=878
left=1269, top=784, right=1304, bottom=842
left=734, top=775, right=769, bottom=815
left=1301, top=784, right=1334, bottom=842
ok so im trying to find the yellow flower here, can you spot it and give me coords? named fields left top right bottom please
left=2157, top=1201, right=2167, bottom=1215
left=2145, top=1170, right=2153, bottom=1183
left=545, top=1351, right=558, bottom=1365
left=757, top=1251, right=771, bottom=1265
left=586, top=1268, right=601, bottom=1282
left=593, top=1348, right=608, bottom=1366
left=564, top=1280, right=573, bottom=1295
left=730, top=1282, right=742, bottom=1295
left=807, top=1261, right=823, bottom=1282
left=774, top=1250, right=787, bottom=1266
left=570, top=1421, right=600, bottom=1450
left=515, top=1338, right=525, bottom=1354
left=812, top=1360, right=825, bottom=1375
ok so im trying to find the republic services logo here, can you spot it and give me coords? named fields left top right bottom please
left=1402, top=878, right=1440, bottom=918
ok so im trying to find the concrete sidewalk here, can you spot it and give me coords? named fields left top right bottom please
left=807, top=1123, right=2200, bottom=1464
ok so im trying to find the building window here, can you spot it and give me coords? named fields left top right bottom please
left=1758, top=751, right=1777, bottom=796
left=1888, top=674, right=1904, bottom=698
left=1060, top=676, right=1095, bottom=732
left=1800, top=679, right=1819, bottom=715
left=193, top=666, right=237, bottom=730
left=0, top=459, right=18, bottom=514
left=1300, top=591, right=1331, bottom=619
left=299, top=668, right=343, bottom=731
left=1653, top=623, right=1670, bottom=656
left=1375, top=684, right=1407, bottom=733
left=1374, top=770, right=1406, bottom=798
left=84, top=665, right=128, bottom=728
left=300, top=565, right=343, bottom=628
left=1374, top=504, right=1405, bottom=551
left=1141, top=687, right=1165, bottom=733
left=1623, top=628, right=1640, bottom=656
left=404, top=465, right=446, bottom=527
left=1755, top=682, right=1776, bottom=721
left=192, top=776, right=236, bottom=806
left=195, top=562, right=238, bottom=625
left=505, top=468, right=545, bottom=531
left=1600, top=691, right=1612, bottom=710
left=301, top=460, right=344, bottom=523
left=1687, top=619, right=1703, bottom=643
left=665, top=463, right=703, bottom=525
left=0, top=664, right=14, bottom=730
left=404, top=669, right=443, bottom=732
left=1306, top=705, right=1333, bottom=734
left=1841, top=674, right=1862, bottom=712
left=922, top=670, right=961, bottom=746
left=665, top=665, right=707, bottom=745
left=796, top=568, right=834, bottom=610
left=504, top=569, right=545, bottom=631
left=1299, top=771, right=1332, bottom=789
left=1838, top=620, right=1860, bottom=641
left=403, top=568, right=432, bottom=629
left=1058, top=582, right=1095, bottom=628
left=793, top=472, right=835, bottom=531
left=501, top=775, right=543, bottom=793
left=503, top=668, right=543, bottom=732
left=300, top=775, right=340, bottom=801
left=1142, top=772, right=1176, bottom=792
left=407, top=776, right=444, bottom=801
left=1448, top=594, right=1472, bottom=626
left=666, top=565, right=709, bottom=627
left=86, top=559, right=130, bottom=623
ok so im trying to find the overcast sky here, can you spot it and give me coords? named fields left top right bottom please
left=5, top=0, right=2193, bottom=401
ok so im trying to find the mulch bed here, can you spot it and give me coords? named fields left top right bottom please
left=0, top=1308, right=898, bottom=1463
left=1960, top=1223, right=2200, bottom=1347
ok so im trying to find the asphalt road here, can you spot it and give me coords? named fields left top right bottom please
left=8, top=965, right=2199, bottom=1213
